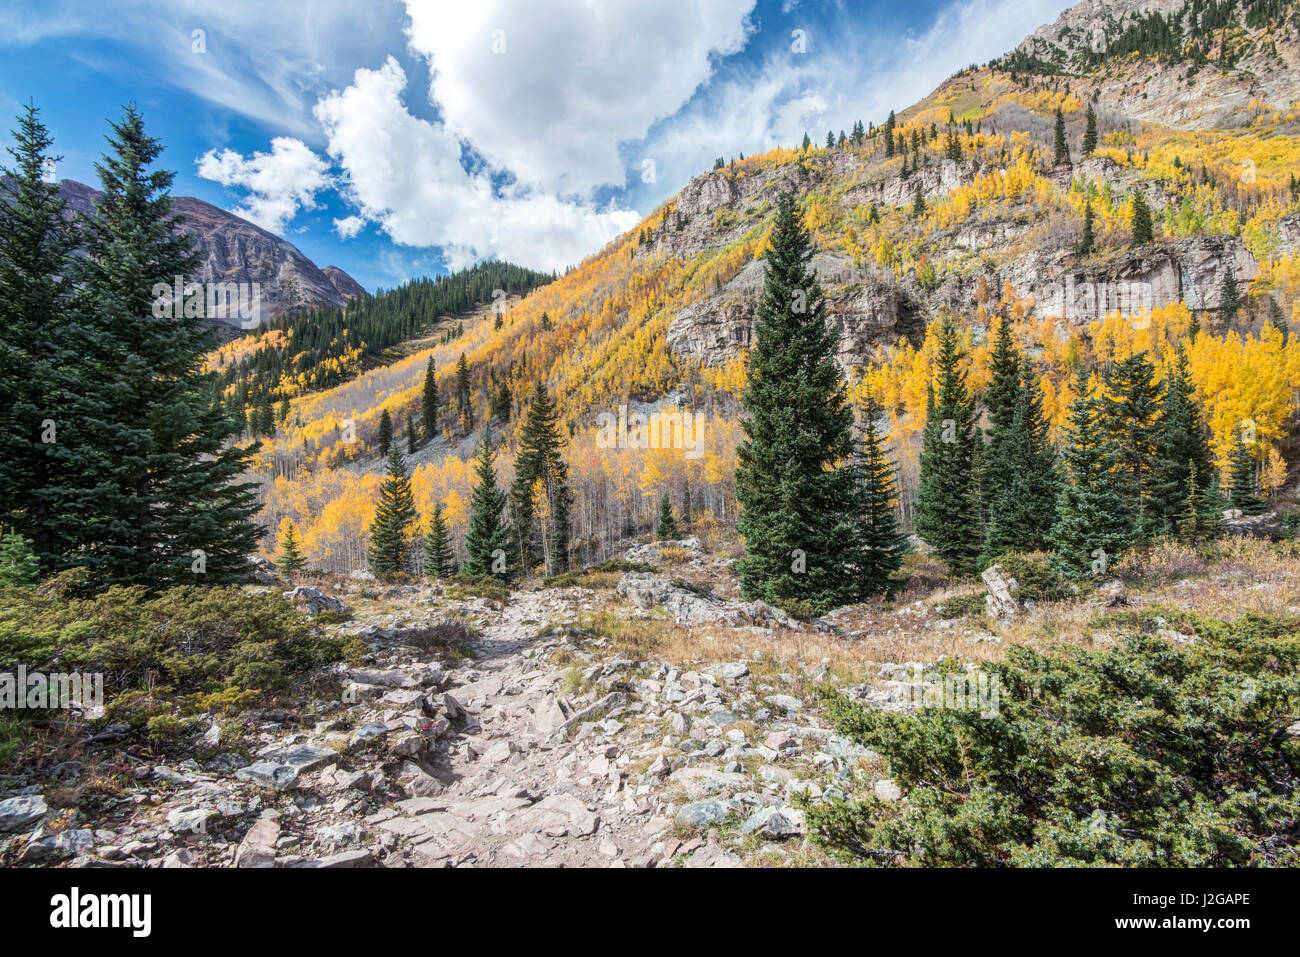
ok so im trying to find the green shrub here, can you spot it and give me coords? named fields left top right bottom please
left=935, top=591, right=986, bottom=619
left=807, top=613, right=1300, bottom=867
left=993, top=552, right=1074, bottom=602
left=0, top=579, right=345, bottom=750
left=590, top=559, right=655, bottom=574
left=447, top=574, right=511, bottom=606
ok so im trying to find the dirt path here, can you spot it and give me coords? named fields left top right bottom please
left=371, top=590, right=669, bottom=867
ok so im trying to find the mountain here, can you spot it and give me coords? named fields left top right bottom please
left=56, top=179, right=368, bottom=333
left=253, top=0, right=1300, bottom=570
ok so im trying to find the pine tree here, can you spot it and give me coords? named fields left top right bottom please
left=1053, top=107, right=1070, bottom=165
left=981, top=318, right=1058, bottom=563
left=1051, top=369, right=1130, bottom=578
left=1227, top=427, right=1267, bottom=514
left=1177, top=462, right=1219, bottom=545
left=883, top=111, right=896, bottom=156
left=915, top=314, right=982, bottom=575
left=462, top=426, right=512, bottom=577
left=0, top=102, right=78, bottom=568
left=826, top=130, right=835, bottom=149
left=74, top=104, right=260, bottom=586
left=423, top=502, right=455, bottom=579
left=366, top=444, right=417, bottom=581
left=0, top=528, right=39, bottom=587
left=1151, top=345, right=1212, bottom=534
left=912, top=185, right=926, bottom=218
left=655, top=493, right=679, bottom=540
left=735, top=191, right=863, bottom=611
left=1105, top=351, right=1162, bottom=538
left=406, top=419, right=418, bottom=455
left=850, top=396, right=908, bottom=593
left=276, top=522, right=307, bottom=579
left=1130, top=189, right=1154, bottom=246
left=422, top=357, right=438, bottom=441
left=377, top=408, right=394, bottom=459
left=801, top=131, right=811, bottom=151
left=1218, top=267, right=1240, bottom=319
left=1076, top=201, right=1095, bottom=256
left=945, top=130, right=962, bottom=161
left=509, top=382, right=570, bottom=574
left=1082, top=103, right=1098, bottom=156
left=492, top=380, right=512, bottom=422
left=1269, top=297, right=1289, bottom=342
left=455, top=352, right=472, bottom=431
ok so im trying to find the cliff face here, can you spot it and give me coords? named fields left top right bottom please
left=57, top=180, right=368, bottom=331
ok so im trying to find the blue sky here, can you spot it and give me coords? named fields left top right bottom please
left=1, top=0, right=1073, bottom=292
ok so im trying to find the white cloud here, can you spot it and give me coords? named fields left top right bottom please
left=402, top=0, right=757, bottom=197
left=197, top=136, right=333, bottom=234
left=333, top=215, right=367, bottom=239
left=314, top=57, right=639, bottom=271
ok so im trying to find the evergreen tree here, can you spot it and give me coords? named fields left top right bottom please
left=1076, top=201, right=1095, bottom=256
left=492, top=380, right=512, bottom=422
left=1227, top=427, right=1267, bottom=514
left=462, top=425, right=512, bottom=577
left=455, top=352, right=472, bottom=430
left=915, top=314, right=982, bottom=575
left=423, top=502, right=455, bottom=579
left=945, top=130, right=962, bottom=161
left=509, top=382, right=570, bottom=574
left=1269, top=297, right=1289, bottom=342
left=883, top=111, right=896, bottom=156
left=653, top=493, right=677, bottom=540
left=0, top=102, right=78, bottom=568
left=1177, top=462, right=1219, bottom=545
left=1105, top=351, right=1162, bottom=538
left=1218, top=267, right=1240, bottom=319
left=366, top=444, right=417, bottom=581
left=801, top=131, right=811, bottom=151
left=1130, top=189, right=1154, bottom=246
left=1151, top=345, right=1212, bottom=533
left=377, top=408, right=394, bottom=458
left=912, top=185, right=926, bottom=218
left=735, top=191, right=863, bottom=611
left=1051, top=369, right=1130, bottom=578
left=422, top=357, right=438, bottom=441
left=0, top=528, right=39, bottom=587
left=74, top=104, right=260, bottom=586
left=1053, top=107, right=1070, bottom=164
left=1082, top=103, right=1098, bottom=156
left=826, top=130, right=835, bottom=149
left=406, top=419, right=418, bottom=455
left=850, top=396, right=908, bottom=593
left=276, top=521, right=307, bottom=579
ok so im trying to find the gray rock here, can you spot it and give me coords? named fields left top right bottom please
left=0, top=794, right=47, bottom=832
left=675, top=799, right=730, bottom=829
left=235, top=762, right=300, bottom=791
left=234, top=818, right=279, bottom=868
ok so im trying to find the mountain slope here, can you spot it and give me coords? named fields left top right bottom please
left=57, top=179, right=368, bottom=331
left=253, top=0, right=1300, bottom=570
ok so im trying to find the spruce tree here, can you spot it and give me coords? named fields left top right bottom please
left=915, top=314, right=982, bottom=575
left=1130, top=189, right=1154, bottom=246
left=1105, top=351, right=1162, bottom=538
left=1051, top=369, right=1130, bottom=578
left=423, top=502, right=455, bottom=579
left=1177, top=462, right=1219, bottom=545
left=0, top=102, right=78, bottom=568
left=75, top=104, right=260, bottom=586
left=455, top=352, right=472, bottom=432
left=1218, top=268, right=1240, bottom=319
left=1151, top=345, right=1212, bottom=533
left=0, top=528, right=39, bottom=587
left=1082, top=103, right=1097, bottom=156
left=509, top=382, right=570, bottom=575
left=850, top=396, right=908, bottom=593
left=422, top=357, right=438, bottom=441
left=656, top=493, right=679, bottom=540
left=1227, top=427, right=1267, bottom=514
left=1076, top=201, right=1095, bottom=256
left=735, top=190, right=862, bottom=611
left=276, top=522, right=307, bottom=579
left=912, top=185, right=926, bottom=218
left=367, top=444, right=417, bottom=581
left=462, top=426, right=511, bottom=577
left=377, top=409, right=394, bottom=458
left=1053, top=107, right=1071, bottom=165
left=406, top=419, right=418, bottom=455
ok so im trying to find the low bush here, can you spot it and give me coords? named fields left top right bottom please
left=806, top=613, right=1300, bottom=866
